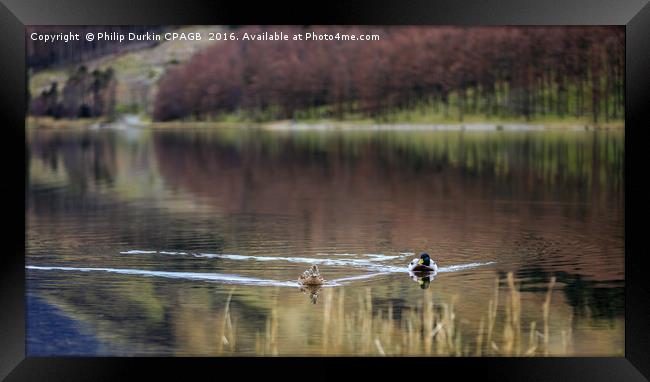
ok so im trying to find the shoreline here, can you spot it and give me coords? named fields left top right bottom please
left=26, top=116, right=624, bottom=131
left=261, top=120, right=623, bottom=131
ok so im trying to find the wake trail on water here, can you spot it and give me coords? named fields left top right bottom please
left=120, top=250, right=411, bottom=264
left=26, top=265, right=301, bottom=287
left=27, top=250, right=496, bottom=287
left=119, top=249, right=495, bottom=274
left=25, top=265, right=372, bottom=287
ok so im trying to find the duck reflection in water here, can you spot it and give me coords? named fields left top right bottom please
left=409, top=271, right=436, bottom=289
left=409, top=272, right=435, bottom=289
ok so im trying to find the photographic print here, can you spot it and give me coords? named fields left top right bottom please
left=25, top=25, right=624, bottom=356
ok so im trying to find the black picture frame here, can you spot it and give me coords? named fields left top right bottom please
left=1, top=0, right=648, bottom=380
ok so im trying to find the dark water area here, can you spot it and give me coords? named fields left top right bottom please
left=26, top=126, right=624, bottom=356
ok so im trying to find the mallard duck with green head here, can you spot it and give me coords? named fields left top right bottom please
left=408, top=253, right=438, bottom=273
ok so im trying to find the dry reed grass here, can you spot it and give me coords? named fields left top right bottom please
left=252, top=272, right=568, bottom=356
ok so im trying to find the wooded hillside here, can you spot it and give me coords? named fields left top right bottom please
left=153, top=26, right=624, bottom=123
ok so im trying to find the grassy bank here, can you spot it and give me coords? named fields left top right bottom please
left=26, top=114, right=624, bottom=131
left=26, top=116, right=108, bottom=129
left=146, top=97, right=624, bottom=129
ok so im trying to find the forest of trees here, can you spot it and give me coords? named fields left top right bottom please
left=27, top=26, right=166, bottom=119
left=153, top=26, right=624, bottom=123
left=29, top=66, right=117, bottom=119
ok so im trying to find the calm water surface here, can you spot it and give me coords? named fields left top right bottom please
left=26, top=126, right=624, bottom=356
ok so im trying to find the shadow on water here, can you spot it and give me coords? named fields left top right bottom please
left=27, top=294, right=103, bottom=356
left=508, top=267, right=624, bottom=321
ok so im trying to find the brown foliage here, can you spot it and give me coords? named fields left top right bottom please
left=148, top=26, right=621, bottom=122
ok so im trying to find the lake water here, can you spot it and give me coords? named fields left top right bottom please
left=26, top=125, right=624, bottom=356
